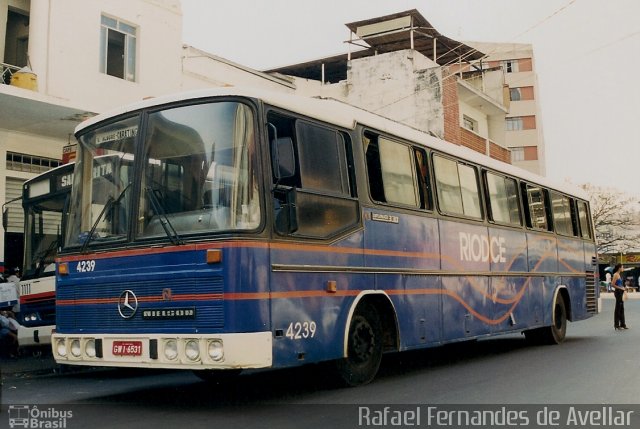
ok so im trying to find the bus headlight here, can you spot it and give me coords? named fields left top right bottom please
left=208, top=340, right=224, bottom=361
left=70, top=339, right=81, bottom=357
left=185, top=340, right=200, bottom=361
left=164, top=339, right=178, bottom=360
left=85, top=339, right=96, bottom=358
left=56, top=339, right=67, bottom=357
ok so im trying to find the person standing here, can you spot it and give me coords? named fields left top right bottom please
left=611, top=264, right=628, bottom=330
left=6, top=267, right=20, bottom=283
left=0, top=310, right=19, bottom=357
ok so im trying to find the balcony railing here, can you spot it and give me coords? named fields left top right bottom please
left=1, top=62, right=22, bottom=85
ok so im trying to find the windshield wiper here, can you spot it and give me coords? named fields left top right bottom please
left=80, top=183, right=131, bottom=253
left=145, top=186, right=184, bottom=245
left=33, top=237, right=60, bottom=277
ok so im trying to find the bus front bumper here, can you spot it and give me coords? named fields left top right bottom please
left=51, top=332, right=272, bottom=370
left=18, top=325, right=53, bottom=347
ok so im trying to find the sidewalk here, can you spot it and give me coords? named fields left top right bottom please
left=600, top=290, right=640, bottom=299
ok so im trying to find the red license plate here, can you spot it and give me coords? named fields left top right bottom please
left=112, top=340, right=143, bottom=356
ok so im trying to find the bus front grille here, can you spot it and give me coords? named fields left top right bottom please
left=58, top=276, right=224, bottom=330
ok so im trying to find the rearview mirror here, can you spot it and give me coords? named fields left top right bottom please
left=272, top=137, right=296, bottom=180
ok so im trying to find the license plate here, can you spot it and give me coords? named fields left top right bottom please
left=112, top=340, right=143, bottom=356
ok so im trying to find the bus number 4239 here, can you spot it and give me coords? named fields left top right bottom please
left=76, top=260, right=96, bottom=272
left=286, top=321, right=317, bottom=339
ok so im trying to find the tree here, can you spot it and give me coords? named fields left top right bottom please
left=581, top=184, right=640, bottom=254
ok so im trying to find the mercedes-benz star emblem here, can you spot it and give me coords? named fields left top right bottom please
left=118, top=290, right=138, bottom=319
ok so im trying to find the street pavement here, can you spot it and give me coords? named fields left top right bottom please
left=0, top=292, right=636, bottom=380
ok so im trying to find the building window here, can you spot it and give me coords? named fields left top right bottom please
left=462, top=115, right=478, bottom=132
left=502, top=60, right=519, bottom=73
left=6, top=152, right=61, bottom=173
left=507, top=116, right=536, bottom=131
left=506, top=117, right=523, bottom=131
left=510, top=147, right=525, bottom=162
left=510, top=86, right=535, bottom=101
left=100, top=15, right=137, bottom=81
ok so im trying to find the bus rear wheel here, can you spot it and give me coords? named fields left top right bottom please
left=525, top=292, right=567, bottom=345
left=335, top=301, right=383, bottom=386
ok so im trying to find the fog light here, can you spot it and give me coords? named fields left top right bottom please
left=185, top=340, right=200, bottom=361
left=71, top=339, right=81, bottom=357
left=208, top=340, right=224, bottom=361
left=85, top=339, right=96, bottom=358
left=56, top=339, right=67, bottom=357
left=164, top=339, right=178, bottom=360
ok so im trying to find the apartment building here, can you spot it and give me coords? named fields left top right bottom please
left=468, top=42, right=546, bottom=175
left=268, top=10, right=511, bottom=163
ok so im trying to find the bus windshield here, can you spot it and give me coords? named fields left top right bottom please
left=22, top=194, right=65, bottom=280
left=65, top=101, right=260, bottom=249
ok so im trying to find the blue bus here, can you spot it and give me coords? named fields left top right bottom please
left=16, top=162, right=73, bottom=348
left=52, top=88, right=597, bottom=385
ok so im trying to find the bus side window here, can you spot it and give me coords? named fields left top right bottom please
left=433, top=154, right=482, bottom=219
left=551, top=192, right=577, bottom=237
left=523, top=183, right=551, bottom=231
left=414, top=148, right=433, bottom=210
left=569, top=198, right=580, bottom=237
left=268, top=111, right=358, bottom=238
left=364, top=131, right=420, bottom=208
left=364, top=133, right=385, bottom=202
left=577, top=200, right=593, bottom=239
left=485, top=171, right=521, bottom=226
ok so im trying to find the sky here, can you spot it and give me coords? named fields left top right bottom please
left=181, top=0, right=640, bottom=197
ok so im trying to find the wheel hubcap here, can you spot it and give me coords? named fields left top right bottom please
left=351, top=318, right=374, bottom=363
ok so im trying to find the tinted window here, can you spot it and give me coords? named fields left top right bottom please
left=414, top=149, right=433, bottom=210
left=577, top=201, right=592, bottom=239
left=296, top=122, right=349, bottom=195
left=365, top=133, right=419, bottom=208
left=268, top=112, right=358, bottom=239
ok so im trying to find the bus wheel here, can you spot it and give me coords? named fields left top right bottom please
left=548, top=293, right=568, bottom=344
left=192, top=369, right=242, bottom=384
left=335, top=302, right=383, bottom=386
left=525, top=293, right=567, bottom=345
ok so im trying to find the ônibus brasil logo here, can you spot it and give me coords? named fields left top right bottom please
left=7, top=405, right=73, bottom=428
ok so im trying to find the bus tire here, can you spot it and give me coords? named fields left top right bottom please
left=192, top=369, right=242, bottom=384
left=525, top=293, right=567, bottom=345
left=335, top=301, right=383, bottom=386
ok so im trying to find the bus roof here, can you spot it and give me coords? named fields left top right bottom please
left=75, top=87, right=587, bottom=201
left=23, top=161, right=74, bottom=187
